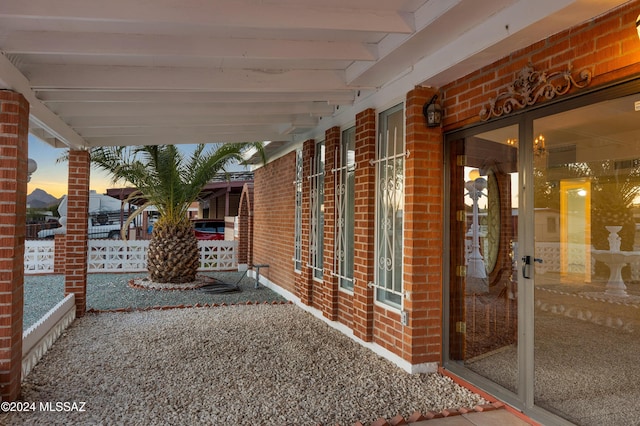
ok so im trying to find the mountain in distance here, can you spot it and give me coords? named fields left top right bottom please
left=27, top=188, right=62, bottom=209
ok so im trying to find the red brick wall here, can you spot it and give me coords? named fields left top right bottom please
left=403, top=86, right=444, bottom=364
left=253, top=151, right=297, bottom=294
left=369, top=87, right=445, bottom=363
left=250, top=1, right=640, bottom=368
left=238, top=183, right=253, bottom=267
left=54, top=234, right=66, bottom=274
left=295, top=140, right=315, bottom=304
left=322, top=127, right=340, bottom=320
left=352, top=109, right=376, bottom=342
left=442, top=1, right=640, bottom=130
left=0, top=90, right=29, bottom=401
left=64, top=150, right=90, bottom=317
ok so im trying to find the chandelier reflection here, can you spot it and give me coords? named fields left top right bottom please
left=534, top=134, right=546, bottom=157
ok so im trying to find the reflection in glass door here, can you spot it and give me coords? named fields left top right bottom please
left=448, top=124, right=520, bottom=394
left=532, top=94, right=640, bottom=425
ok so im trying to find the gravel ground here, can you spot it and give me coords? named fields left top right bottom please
left=2, top=304, right=487, bottom=426
left=24, top=272, right=287, bottom=329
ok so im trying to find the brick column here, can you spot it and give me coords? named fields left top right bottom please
left=322, top=127, right=340, bottom=320
left=0, top=90, right=29, bottom=401
left=54, top=235, right=66, bottom=274
left=403, top=86, right=443, bottom=364
left=64, top=150, right=90, bottom=317
left=352, top=109, right=376, bottom=342
left=295, top=139, right=315, bottom=305
left=238, top=183, right=254, bottom=269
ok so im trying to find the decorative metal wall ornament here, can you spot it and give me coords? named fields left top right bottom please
left=479, top=63, right=592, bottom=121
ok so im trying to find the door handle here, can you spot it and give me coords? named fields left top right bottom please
left=521, top=256, right=543, bottom=279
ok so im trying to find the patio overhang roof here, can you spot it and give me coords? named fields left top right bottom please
left=105, top=171, right=253, bottom=205
left=0, top=0, right=629, bottom=157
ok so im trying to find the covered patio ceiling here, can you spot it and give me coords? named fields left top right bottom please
left=0, top=0, right=629, bottom=161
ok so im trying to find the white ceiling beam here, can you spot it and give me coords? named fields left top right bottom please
left=346, top=0, right=462, bottom=84
left=28, top=124, right=68, bottom=148
left=48, top=101, right=335, bottom=117
left=347, top=0, right=524, bottom=87
left=35, top=90, right=355, bottom=105
left=24, top=64, right=358, bottom=92
left=67, top=114, right=319, bottom=129
left=0, top=0, right=413, bottom=33
left=0, top=54, right=86, bottom=149
left=87, top=133, right=294, bottom=147
left=78, top=124, right=295, bottom=138
left=411, top=0, right=588, bottom=88
left=5, top=31, right=377, bottom=61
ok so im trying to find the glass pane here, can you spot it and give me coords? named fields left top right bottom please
left=294, top=150, right=303, bottom=270
left=338, top=127, right=355, bottom=290
left=314, top=141, right=325, bottom=280
left=448, top=125, right=519, bottom=394
left=376, top=104, right=404, bottom=307
left=533, top=93, right=640, bottom=425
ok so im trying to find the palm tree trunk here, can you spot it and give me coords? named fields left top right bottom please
left=147, top=220, right=199, bottom=283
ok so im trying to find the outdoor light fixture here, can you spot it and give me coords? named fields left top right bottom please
left=423, top=94, right=442, bottom=127
left=27, top=158, right=37, bottom=182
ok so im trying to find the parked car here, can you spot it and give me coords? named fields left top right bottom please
left=36, top=191, right=135, bottom=239
left=37, top=217, right=129, bottom=239
left=192, top=219, right=225, bottom=240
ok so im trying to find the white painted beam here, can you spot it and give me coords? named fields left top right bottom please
left=35, top=90, right=355, bottom=106
left=77, top=124, right=302, bottom=138
left=346, top=0, right=463, bottom=84
left=86, top=133, right=294, bottom=147
left=48, top=101, right=335, bottom=117
left=24, top=64, right=357, bottom=92
left=0, top=54, right=86, bottom=149
left=68, top=114, right=319, bottom=129
left=5, top=31, right=377, bottom=61
left=0, top=0, right=413, bottom=33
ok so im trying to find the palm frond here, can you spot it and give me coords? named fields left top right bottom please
left=89, top=143, right=265, bottom=224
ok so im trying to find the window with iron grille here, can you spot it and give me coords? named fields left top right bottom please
left=309, top=141, right=325, bottom=279
left=294, top=149, right=303, bottom=271
left=334, top=127, right=355, bottom=290
left=375, top=104, right=404, bottom=307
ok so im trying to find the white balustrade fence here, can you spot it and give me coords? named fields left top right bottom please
left=24, top=239, right=237, bottom=274
left=24, top=240, right=55, bottom=273
left=88, top=240, right=148, bottom=272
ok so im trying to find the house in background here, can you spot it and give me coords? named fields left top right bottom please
left=105, top=171, right=253, bottom=238
left=1, top=2, right=640, bottom=424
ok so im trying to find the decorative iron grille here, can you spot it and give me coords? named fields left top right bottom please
left=333, top=127, right=356, bottom=290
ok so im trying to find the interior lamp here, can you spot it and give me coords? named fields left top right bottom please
left=637, top=14, right=640, bottom=39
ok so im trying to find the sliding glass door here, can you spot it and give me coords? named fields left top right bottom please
left=446, top=81, right=640, bottom=425
left=447, top=122, right=520, bottom=394
left=531, top=93, right=640, bottom=425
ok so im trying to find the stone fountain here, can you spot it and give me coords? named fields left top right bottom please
left=591, top=226, right=640, bottom=298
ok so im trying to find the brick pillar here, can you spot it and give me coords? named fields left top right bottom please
left=403, top=86, right=443, bottom=364
left=64, top=150, right=90, bottom=317
left=352, top=109, right=376, bottom=342
left=0, top=90, right=29, bottom=401
left=54, top=234, right=66, bottom=274
left=322, top=127, right=340, bottom=320
left=295, top=139, right=315, bottom=305
left=238, top=183, right=254, bottom=268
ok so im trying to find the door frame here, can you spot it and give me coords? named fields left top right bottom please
left=442, top=76, right=640, bottom=424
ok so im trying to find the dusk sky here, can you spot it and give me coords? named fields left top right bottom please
left=27, top=134, right=112, bottom=198
left=27, top=135, right=251, bottom=199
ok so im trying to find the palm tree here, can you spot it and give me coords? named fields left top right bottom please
left=90, top=143, right=263, bottom=283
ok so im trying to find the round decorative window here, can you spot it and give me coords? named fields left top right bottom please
left=485, top=170, right=500, bottom=274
